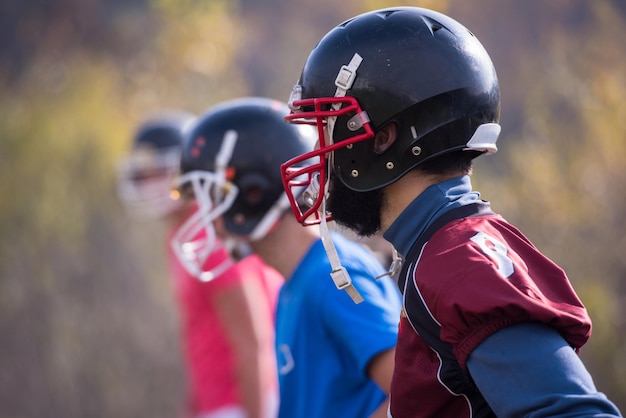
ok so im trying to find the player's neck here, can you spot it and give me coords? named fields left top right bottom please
left=380, top=171, right=446, bottom=233
left=251, top=215, right=319, bottom=280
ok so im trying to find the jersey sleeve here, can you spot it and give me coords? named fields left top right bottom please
left=468, top=323, right=622, bottom=417
left=422, top=217, right=592, bottom=369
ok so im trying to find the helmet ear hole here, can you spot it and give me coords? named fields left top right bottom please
left=373, top=122, right=398, bottom=154
left=239, top=173, right=271, bottom=206
left=244, top=185, right=264, bottom=205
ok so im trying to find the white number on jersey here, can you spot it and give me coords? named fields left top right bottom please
left=470, top=232, right=515, bottom=278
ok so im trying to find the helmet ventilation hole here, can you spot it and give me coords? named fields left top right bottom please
left=421, top=16, right=444, bottom=34
left=351, top=169, right=359, bottom=178
left=386, top=162, right=395, bottom=170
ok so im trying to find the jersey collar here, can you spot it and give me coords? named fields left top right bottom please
left=383, top=175, right=481, bottom=258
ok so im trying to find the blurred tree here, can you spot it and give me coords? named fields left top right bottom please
left=0, top=0, right=624, bottom=416
left=0, top=1, right=242, bottom=416
left=0, top=56, right=186, bottom=416
left=131, top=0, right=249, bottom=113
left=470, top=0, right=626, bottom=407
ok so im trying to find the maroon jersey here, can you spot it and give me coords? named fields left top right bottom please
left=390, top=211, right=591, bottom=418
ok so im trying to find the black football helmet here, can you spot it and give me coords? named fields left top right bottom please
left=170, top=97, right=316, bottom=280
left=281, top=7, right=501, bottom=224
left=117, top=110, right=195, bottom=219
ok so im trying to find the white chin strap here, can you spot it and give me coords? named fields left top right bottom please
left=249, top=191, right=292, bottom=241
left=326, top=53, right=363, bottom=149
left=319, top=186, right=363, bottom=304
left=313, top=52, right=367, bottom=304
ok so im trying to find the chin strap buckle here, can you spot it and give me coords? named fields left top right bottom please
left=330, top=265, right=364, bottom=304
left=319, top=194, right=364, bottom=304
left=376, top=247, right=403, bottom=280
left=334, top=53, right=363, bottom=97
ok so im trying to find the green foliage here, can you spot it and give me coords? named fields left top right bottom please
left=474, top=0, right=626, bottom=406
left=138, top=0, right=249, bottom=112
left=0, top=0, right=624, bottom=415
left=0, top=58, right=125, bottom=249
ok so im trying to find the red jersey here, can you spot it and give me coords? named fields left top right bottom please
left=168, top=242, right=282, bottom=415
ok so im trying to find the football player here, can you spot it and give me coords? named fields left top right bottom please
left=171, top=97, right=402, bottom=418
left=118, top=111, right=281, bottom=418
left=280, top=7, right=622, bottom=418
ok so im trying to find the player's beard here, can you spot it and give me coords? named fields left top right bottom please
left=326, top=178, right=383, bottom=237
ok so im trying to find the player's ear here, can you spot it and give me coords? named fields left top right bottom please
left=373, top=122, right=398, bottom=154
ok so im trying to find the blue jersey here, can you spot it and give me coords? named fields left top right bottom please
left=275, top=232, right=402, bottom=418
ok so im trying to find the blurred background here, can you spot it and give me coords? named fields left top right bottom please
left=0, top=0, right=624, bottom=416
